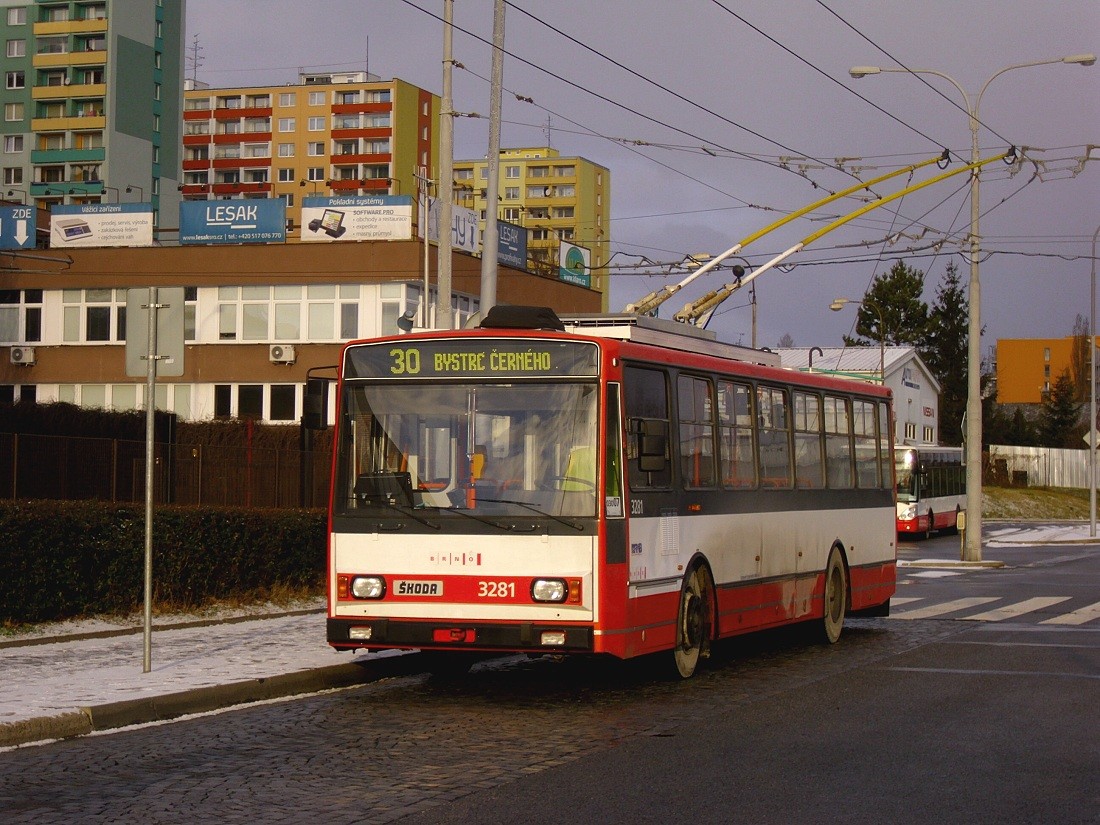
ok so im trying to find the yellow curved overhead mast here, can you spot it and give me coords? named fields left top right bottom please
left=670, top=149, right=1016, bottom=327
left=624, top=150, right=952, bottom=318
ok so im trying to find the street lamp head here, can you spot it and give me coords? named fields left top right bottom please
left=849, top=66, right=881, bottom=78
left=1064, top=53, right=1096, bottom=66
left=829, top=298, right=850, bottom=312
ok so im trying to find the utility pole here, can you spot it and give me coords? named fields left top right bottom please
left=479, top=0, right=505, bottom=313
left=437, top=0, right=455, bottom=330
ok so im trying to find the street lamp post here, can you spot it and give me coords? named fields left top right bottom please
left=830, top=296, right=885, bottom=380
left=125, top=185, right=144, bottom=201
left=850, top=54, right=1096, bottom=562
left=1091, top=224, right=1100, bottom=537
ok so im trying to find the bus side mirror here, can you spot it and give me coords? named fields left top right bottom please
left=303, top=377, right=330, bottom=431
left=636, top=420, right=667, bottom=473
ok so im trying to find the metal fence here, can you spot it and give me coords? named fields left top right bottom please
left=988, top=444, right=1094, bottom=489
left=0, top=431, right=332, bottom=509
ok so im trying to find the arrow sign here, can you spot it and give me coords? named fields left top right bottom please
left=0, top=205, right=36, bottom=249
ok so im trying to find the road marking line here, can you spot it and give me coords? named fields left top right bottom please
left=1040, top=600, right=1100, bottom=626
left=960, top=597, right=1072, bottom=622
left=892, top=596, right=999, bottom=620
left=884, top=666, right=1100, bottom=681
left=890, top=597, right=922, bottom=606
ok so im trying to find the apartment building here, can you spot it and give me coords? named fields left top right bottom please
left=454, top=147, right=611, bottom=309
left=182, top=71, right=437, bottom=235
left=996, top=336, right=1096, bottom=404
left=0, top=0, right=182, bottom=227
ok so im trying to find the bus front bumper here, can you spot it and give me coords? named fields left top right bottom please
left=327, top=617, right=593, bottom=653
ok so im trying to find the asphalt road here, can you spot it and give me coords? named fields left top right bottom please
left=3, top=529, right=1097, bottom=825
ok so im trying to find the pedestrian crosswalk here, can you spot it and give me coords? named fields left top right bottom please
left=888, top=595, right=1100, bottom=625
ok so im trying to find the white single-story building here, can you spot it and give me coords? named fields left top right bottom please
left=775, top=346, right=942, bottom=446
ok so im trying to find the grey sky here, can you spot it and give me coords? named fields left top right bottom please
left=186, top=0, right=1098, bottom=352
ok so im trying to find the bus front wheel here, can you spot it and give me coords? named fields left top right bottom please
left=820, top=547, right=848, bottom=644
left=673, top=563, right=714, bottom=678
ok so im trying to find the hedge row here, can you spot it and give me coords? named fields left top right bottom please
left=0, top=500, right=326, bottom=624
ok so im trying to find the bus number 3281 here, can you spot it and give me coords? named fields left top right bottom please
left=478, top=581, right=516, bottom=598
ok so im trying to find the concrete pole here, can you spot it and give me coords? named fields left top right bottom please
left=479, top=0, right=505, bottom=314
left=437, top=0, right=455, bottom=329
left=1091, top=225, right=1099, bottom=536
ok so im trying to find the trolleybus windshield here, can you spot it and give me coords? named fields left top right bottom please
left=334, top=379, right=600, bottom=522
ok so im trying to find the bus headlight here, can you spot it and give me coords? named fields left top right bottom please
left=350, top=576, right=386, bottom=599
left=531, top=578, right=567, bottom=603
left=899, top=504, right=917, bottom=521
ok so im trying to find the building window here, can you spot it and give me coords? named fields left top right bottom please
left=0, top=289, right=43, bottom=344
left=307, top=167, right=324, bottom=181
left=7, top=8, right=25, bottom=25
left=3, top=167, right=22, bottom=185
left=505, top=165, right=520, bottom=178
left=4, top=103, right=24, bottom=122
left=278, top=92, right=295, bottom=107
left=62, top=289, right=125, bottom=343
left=278, top=117, right=295, bottom=132
left=308, top=91, right=325, bottom=106
left=277, top=143, right=294, bottom=157
left=4, top=135, right=24, bottom=153
left=307, top=116, right=325, bottom=131
left=364, top=138, right=390, bottom=154
left=278, top=168, right=295, bottom=182
left=6, top=40, right=25, bottom=58
left=5, top=71, right=23, bottom=89
left=307, top=142, right=324, bottom=156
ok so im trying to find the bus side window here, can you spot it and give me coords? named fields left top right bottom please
left=624, top=365, right=671, bottom=489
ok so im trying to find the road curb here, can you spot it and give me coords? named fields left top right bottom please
left=898, top=559, right=1006, bottom=569
left=0, top=656, right=426, bottom=750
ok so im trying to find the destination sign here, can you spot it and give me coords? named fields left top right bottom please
left=345, top=339, right=599, bottom=379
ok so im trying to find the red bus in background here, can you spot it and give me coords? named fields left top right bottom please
left=323, top=306, right=895, bottom=677
left=895, top=444, right=966, bottom=539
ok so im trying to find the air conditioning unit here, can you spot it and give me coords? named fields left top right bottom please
left=10, top=346, right=35, bottom=366
left=269, top=344, right=296, bottom=364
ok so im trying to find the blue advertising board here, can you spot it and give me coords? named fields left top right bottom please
left=497, top=219, right=527, bottom=270
left=0, top=205, right=35, bottom=249
left=179, top=199, right=286, bottom=245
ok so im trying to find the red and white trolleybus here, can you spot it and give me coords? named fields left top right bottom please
left=323, top=306, right=896, bottom=677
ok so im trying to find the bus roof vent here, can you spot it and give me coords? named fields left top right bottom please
left=479, top=305, right=565, bottom=331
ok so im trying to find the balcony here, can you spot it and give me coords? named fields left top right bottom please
left=32, top=82, right=106, bottom=100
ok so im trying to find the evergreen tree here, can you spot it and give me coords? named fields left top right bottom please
left=777, top=332, right=795, bottom=348
left=1038, top=370, right=1082, bottom=448
left=923, top=261, right=968, bottom=445
left=842, top=260, right=929, bottom=349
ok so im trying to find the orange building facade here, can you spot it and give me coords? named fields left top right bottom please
left=995, top=336, right=1094, bottom=404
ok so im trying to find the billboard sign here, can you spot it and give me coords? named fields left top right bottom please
left=179, top=199, right=287, bottom=245
left=301, top=195, right=413, bottom=242
left=558, top=240, right=591, bottom=287
left=0, top=205, right=35, bottom=249
left=50, top=203, right=153, bottom=248
left=497, top=220, right=527, bottom=270
left=421, top=197, right=480, bottom=254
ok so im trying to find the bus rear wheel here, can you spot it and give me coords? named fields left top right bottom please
left=820, top=548, right=848, bottom=644
left=673, top=563, right=714, bottom=678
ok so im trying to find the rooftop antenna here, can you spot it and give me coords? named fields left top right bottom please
left=187, top=35, right=204, bottom=83
left=544, top=114, right=552, bottom=148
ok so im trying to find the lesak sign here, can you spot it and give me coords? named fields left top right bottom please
left=179, top=199, right=286, bottom=245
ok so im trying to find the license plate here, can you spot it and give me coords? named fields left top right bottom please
left=393, top=579, right=444, bottom=597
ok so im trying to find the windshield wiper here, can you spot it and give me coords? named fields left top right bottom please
left=419, top=503, right=518, bottom=532
left=474, top=496, right=585, bottom=531
left=355, top=497, right=441, bottom=530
